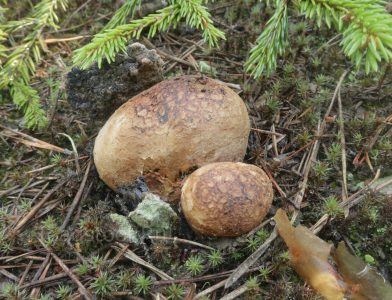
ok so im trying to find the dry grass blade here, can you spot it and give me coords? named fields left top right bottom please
left=220, top=283, right=249, bottom=300
left=0, top=124, right=72, bottom=154
left=39, top=239, right=93, bottom=300
left=337, top=87, right=348, bottom=201
left=148, top=236, right=215, bottom=251
left=11, top=180, right=67, bottom=235
left=60, top=159, right=91, bottom=231
left=114, top=242, right=173, bottom=280
left=225, top=229, right=277, bottom=288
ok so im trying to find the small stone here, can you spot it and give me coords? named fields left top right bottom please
left=128, top=192, right=179, bottom=236
left=109, top=213, right=140, bottom=245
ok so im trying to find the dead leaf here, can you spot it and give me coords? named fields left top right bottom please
left=333, top=242, right=392, bottom=300
left=274, top=209, right=347, bottom=300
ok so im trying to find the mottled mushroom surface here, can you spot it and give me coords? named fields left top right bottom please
left=181, top=162, right=273, bottom=237
left=93, top=75, right=250, bottom=194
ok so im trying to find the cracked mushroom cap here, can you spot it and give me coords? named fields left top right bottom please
left=93, top=75, right=250, bottom=195
left=181, top=162, right=273, bottom=237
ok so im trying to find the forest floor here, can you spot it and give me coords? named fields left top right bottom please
left=1, top=1, right=392, bottom=299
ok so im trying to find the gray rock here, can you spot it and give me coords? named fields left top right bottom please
left=109, top=213, right=140, bottom=245
left=129, top=192, right=179, bottom=236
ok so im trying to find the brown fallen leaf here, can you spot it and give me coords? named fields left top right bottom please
left=274, top=209, right=347, bottom=300
left=333, top=242, right=392, bottom=300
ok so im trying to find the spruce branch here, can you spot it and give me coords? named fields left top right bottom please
left=73, top=4, right=178, bottom=69
left=103, top=0, right=142, bottom=30
left=10, top=81, right=48, bottom=130
left=298, top=0, right=392, bottom=73
left=245, top=0, right=289, bottom=78
left=73, top=0, right=225, bottom=70
left=0, top=0, right=68, bottom=129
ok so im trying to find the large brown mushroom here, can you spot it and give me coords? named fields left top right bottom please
left=181, top=162, right=273, bottom=237
left=93, top=75, right=250, bottom=196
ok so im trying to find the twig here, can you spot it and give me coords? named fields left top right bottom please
left=11, top=180, right=67, bottom=235
left=30, top=257, right=52, bottom=298
left=219, top=283, right=249, bottom=300
left=155, top=266, right=262, bottom=286
left=20, top=272, right=68, bottom=289
left=148, top=236, right=215, bottom=251
left=114, top=242, right=173, bottom=280
left=0, top=124, right=72, bottom=154
left=143, top=38, right=195, bottom=68
left=0, top=269, right=19, bottom=282
left=60, top=160, right=91, bottom=231
left=225, top=229, right=278, bottom=288
left=19, top=260, right=33, bottom=287
left=194, top=279, right=226, bottom=299
left=291, top=69, right=349, bottom=221
left=108, top=243, right=129, bottom=269
left=251, top=127, right=285, bottom=137
left=39, top=239, right=93, bottom=300
left=337, top=86, right=348, bottom=201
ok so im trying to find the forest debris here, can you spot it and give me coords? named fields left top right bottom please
left=114, top=242, right=173, bottom=280
left=0, top=124, right=72, bottom=154
left=39, top=240, right=93, bottom=300
left=129, top=193, right=179, bottom=236
left=274, top=209, right=346, bottom=300
left=60, top=160, right=91, bottom=231
left=275, top=209, right=392, bottom=300
left=225, top=230, right=278, bottom=288
left=66, top=42, right=164, bottom=120
left=148, top=236, right=215, bottom=251
left=333, top=242, right=392, bottom=300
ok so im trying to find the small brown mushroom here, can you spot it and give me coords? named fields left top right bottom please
left=93, top=75, right=250, bottom=197
left=181, top=162, right=273, bottom=237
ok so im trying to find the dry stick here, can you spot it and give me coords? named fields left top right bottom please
left=11, top=180, right=66, bottom=235
left=0, top=124, right=72, bottom=154
left=60, top=160, right=91, bottom=231
left=15, top=178, right=33, bottom=202
left=0, top=269, right=19, bottom=282
left=251, top=127, right=285, bottom=137
left=337, top=88, right=348, bottom=201
left=155, top=266, right=263, bottom=286
left=225, top=229, right=278, bottom=288
left=219, top=283, right=249, bottom=300
left=0, top=185, right=20, bottom=197
left=114, top=243, right=173, bottom=280
left=194, top=279, right=227, bottom=299
left=29, top=253, right=51, bottom=297
left=31, top=257, right=52, bottom=298
left=4, top=179, right=48, bottom=197
left=39, top=239, right=93, bottom=300
left=291, top=70, right=349, bottom=221
left=164, top=41, right=203, bottom=74
left=20, top=272, right=68, bottom=289
left=6, top=249, right=44, bottom=263
left=148, top=236, right=215, bottom=251
left=143, top=38, right=195, bottom=68
left=225, top=70, right=350, bottom=289
left=108, top=244, right=129, bottom=269
left=18, top=260, right=33, bottom=287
